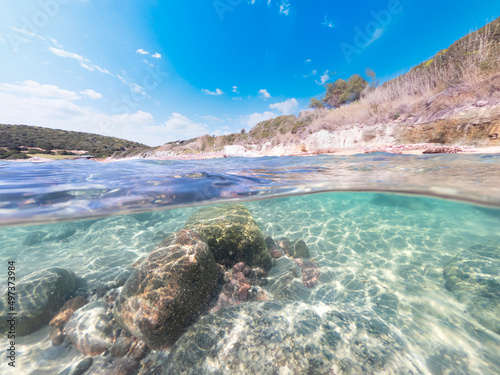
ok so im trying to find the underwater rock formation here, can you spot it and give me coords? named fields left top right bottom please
left=0, top=267, right=77, bottom=336
left=443, top=244, right=500, bottom=334
left=64, top=301, right=116, bottom=356
left=49, top=296, right=88, bottom=346
left=211, top=262, right=269, bottom=312
left=113, top=229, right=219, bottom=349
left=293, top=239, right=311, bottom=259
left=184, top=204, right=272, bottom=270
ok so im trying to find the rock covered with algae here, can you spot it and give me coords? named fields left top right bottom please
left=113, top=229, right=219, bottom=349
left=184, top=204, right=272, bottom=270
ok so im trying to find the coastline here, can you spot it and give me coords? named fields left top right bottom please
left=5, top=144, right=500, bottom=163
left=98, top=143, right=500, bottom=163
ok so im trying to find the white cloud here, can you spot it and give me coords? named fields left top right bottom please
left=269, top=98, right=298, bottom=115
left=322, top=16, right=335, bottom=29
left=0, top=89, right=161, bottom=145
left=244, top=111, right=276, bottom=128
left=212, top=127, right=232, bottom=137
left=143, top=59, right=154, bottom=67
left=258, top=89, right=271, bottom=100
left=49, top=47, right=85, bottom=63
left=151, top=52, right=162, bottom=59
left=80, top=89, right=102, bottom=100
left=248, top=0, right=290, bottom=16
left=202, top=88, right=224, bottom=95
left=312, top=70, right=317, bottom=75
left=0, top=83, right=214, bottom=146
left=161, top=113, right=209, bottom=139
left=232, top=86, right=239, bottom=93
left=136, top=48, right=149, bottom=55
left=0, top=80, right=80, bottom=101
left=49, top=46, right=112, bottom=76
left=316, top=70, right=330, bottom=85
left=305, top=59, right=311, bottom=63
left=117, top=75, right=145, bottom=95
left=279, top=0, right=290, bottom=15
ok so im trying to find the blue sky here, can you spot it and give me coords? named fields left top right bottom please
left=0, top=0, right=498, bottom=146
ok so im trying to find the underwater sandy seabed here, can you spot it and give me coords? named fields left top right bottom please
left=0, top=192, right=499, bottom=374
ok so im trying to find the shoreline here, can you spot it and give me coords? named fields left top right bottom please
left=4, top=144, right=500, bottom=163
left=101, top=144, right=500, bottom=162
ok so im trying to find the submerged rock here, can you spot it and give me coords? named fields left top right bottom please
left=443, top=244, right=500, bottom=334
left=44, top=226, right=77, bottom=242
left=50, top=296, right=89, bottom=346
left=0, top=267, right=77, bottom=336
left=165, top=300, right=422, bottom=374
left=293, top=239, right=311, bottom=259
left=114, top=229, right=219, bottom=349
left=64, top=301, right=115, bottom=356
left=293, top=259, right=320, bottom=288
left=58, top=357, right=94, bottom=375
left=184, top=204, right=272, bottom=270
left=23, top=230, right=47, bottom=246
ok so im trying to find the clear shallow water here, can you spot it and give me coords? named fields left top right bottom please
left=0, top=155, right=499, bottom=374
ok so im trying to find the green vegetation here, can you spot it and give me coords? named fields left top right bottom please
left=0, top=124, right=151, bottom=158
left=248, top=115, right=297, bottom=139
left=0, top=147, right=30, bottom=160
left=310, top=74, right=368, bottom=109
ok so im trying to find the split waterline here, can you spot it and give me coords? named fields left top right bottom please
left=0, top=155, right=499, bottom=374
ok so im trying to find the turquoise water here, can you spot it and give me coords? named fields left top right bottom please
left=0, top=156, right=499, bottom=374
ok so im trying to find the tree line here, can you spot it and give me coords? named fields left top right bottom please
left=0, top=124, right=150, bottom=158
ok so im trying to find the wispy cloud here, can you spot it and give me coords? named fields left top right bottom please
left=49, top=46, right=112, bottom=75
left=305, top=59, right=312, bottom=63
left=232, top=86, right=239, bottom=93
left=248, top=0, right=291, bottom=16
left=202, top=88, right=224, bottom=95
left=137, top=49, right=162, bottom=59
left=201, top=115, right=223, bottom=122
left=259, top=89, right=271, bottom=100
left=303, top=69, right=317, bottom=78
left=49, top=47, right=85, bottom=63
left=316, top=70, right=330, bottom=85
left=49, top=44, right=144, bottom=94
left=365, top=27, right=384, bottom=47
left=279, top=0, right=290, bottom=15
left=80, top=89, right=102, bottom=100
left=322, top=16, right=335, bottom=29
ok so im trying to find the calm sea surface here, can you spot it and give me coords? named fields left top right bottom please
left=0, top=154, right=499, bottom=374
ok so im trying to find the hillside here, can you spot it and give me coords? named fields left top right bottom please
left=145, top=17, right=500, bottom=159
left=0, top=124, right=151, bottom=159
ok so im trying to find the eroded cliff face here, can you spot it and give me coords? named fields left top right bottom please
left=395, top=105, right=500, bottom=147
